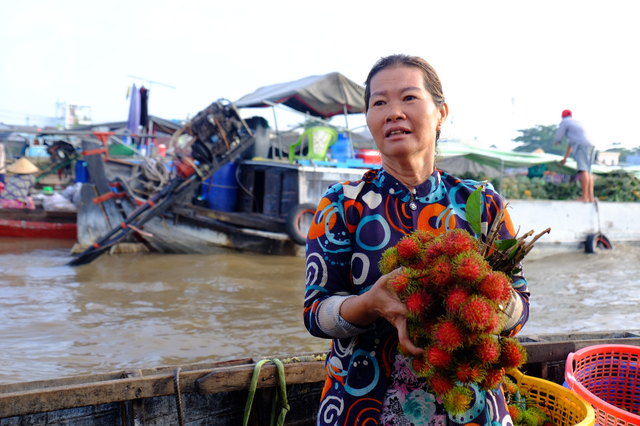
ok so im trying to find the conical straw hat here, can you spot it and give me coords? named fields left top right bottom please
left=7, top=157, right=39, bottom=174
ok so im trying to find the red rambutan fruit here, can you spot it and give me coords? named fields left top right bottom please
left=476, top=336, right=500, bottom=363
left=422, top=318, right=439, bottom=336
left=430, top=257, right=455, bottom=288
left=443, top=385, right=473, bottom=414
left=414, top=229, right=436, bottom=246
left=499, top=338, right=527, bottom=369
left=433, top=319, right=464, bottom=351
left=444, top=229, right=477, bottom=257
left=429, top=372, right=455, bottom=396
left=508, top=405, right=522, bottom=422
left=426, top=345, right=453, bottom=368
left=444, top=287, right=472, bottom=315
left=379, top=247, right=400, bottom=275
left=455, top=362, right=484, bottom=383
left=412, top=356, right=432, bottom=376
left=479, top=271, right=512, bottom=305
left=502, top=376, right=518, bottom=395
left=454, top=252, right=488, bottom=283
left=405, top=292, right=433, bottom=318
left=480, top=368, right=504, bottom=390
left=396, top=237, right=422, bottom=260
left=483, top=312, right=503, bottom=334
left=459, top=296, right=496, bottom=331
left=424, top=240, right=447, bottom=263
left=388, top=271, right=411, bottom=295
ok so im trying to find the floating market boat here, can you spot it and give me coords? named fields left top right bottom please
left=0, top=330, right=637, bottom=425
left=0, top=208, right=77, bottom=239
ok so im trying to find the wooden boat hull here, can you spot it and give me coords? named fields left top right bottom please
left=1, top=331, right=638, bottom=425
left=0, top=209, right=77, bottom=240
left=139, top=210, right=305, bottom=257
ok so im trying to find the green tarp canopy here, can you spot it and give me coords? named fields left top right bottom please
left=436, top=143, right=638, bottom=177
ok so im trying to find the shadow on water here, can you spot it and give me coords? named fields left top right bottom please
left=1, top=237, right=639, bottom=383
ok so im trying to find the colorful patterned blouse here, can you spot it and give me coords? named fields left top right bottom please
left=303, top=168, right=530, bottom=426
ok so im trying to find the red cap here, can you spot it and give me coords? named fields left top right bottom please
left=562, top=109, right=572, bottom=118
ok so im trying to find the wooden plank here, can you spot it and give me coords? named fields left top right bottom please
left=0, top=359, right=323, bottom=419
left=0, top=358, right=252, bottom=394
left=523, top=337, right=640, bottom=363
left=82, top=140, right=123, bottom=229
left=0, top=209, right=77, bottom=224
left=186, top=204, right=287, bottom=233
left=76, top=183, right=110, bottom=246
left=196, top=361, right=326, bottom=395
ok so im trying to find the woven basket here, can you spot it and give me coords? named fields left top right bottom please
left=565, top=344, right=640, bottom=426
left=508, top=369, right=595, bottom=426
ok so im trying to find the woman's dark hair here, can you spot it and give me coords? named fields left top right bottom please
left=363, top=54, right=446, bottom=142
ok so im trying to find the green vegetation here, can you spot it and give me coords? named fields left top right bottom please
left=513, top=124, right=565, bottom=156
left=460, top=171, right=640, bottom=202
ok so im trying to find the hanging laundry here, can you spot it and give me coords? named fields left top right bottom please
left=140, top=86, right=149, bottom=128
left=127, top=83, right=141, bottom=135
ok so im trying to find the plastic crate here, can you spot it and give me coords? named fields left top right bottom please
left=508, top=369, right=595, bottom=426
left=565, top=344, right=640, bottom=426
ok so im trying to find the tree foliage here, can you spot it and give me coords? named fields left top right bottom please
left=513, top=124, right=566, bottom=155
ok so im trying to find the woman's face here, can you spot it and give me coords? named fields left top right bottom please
left=366, top=66, right=447, bottom=164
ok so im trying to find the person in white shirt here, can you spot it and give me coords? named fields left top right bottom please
left=554, top=109, right=595, bottom=202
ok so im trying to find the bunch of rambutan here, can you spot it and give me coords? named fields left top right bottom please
left=379, top=228, right=528, bottom=414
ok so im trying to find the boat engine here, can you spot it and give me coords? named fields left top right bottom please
left=187, top=99, right=253, bottom=167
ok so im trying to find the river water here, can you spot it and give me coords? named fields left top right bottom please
left=1, top=237, right=639, bottom=384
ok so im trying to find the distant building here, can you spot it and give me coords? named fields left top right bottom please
left=55, top=100, right=92, bottom=129
left=597, top=151, right=620, bottom=166
left=627, top=155, right=640, bottom=165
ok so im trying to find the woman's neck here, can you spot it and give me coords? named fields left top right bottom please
left=382, top=156, right=434, bottom=191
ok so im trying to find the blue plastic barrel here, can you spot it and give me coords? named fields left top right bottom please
left=75, top=160, right=90, bottom=183
left=202, top=161, right=238, bottom=212
left=331, top=133, right=352, bottom=162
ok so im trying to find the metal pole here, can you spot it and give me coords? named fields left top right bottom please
left=272, top=106, right=283, bottom=160
left=343, top=104, right=354, bottom=159
left=500, top=158, right=505, bottom=195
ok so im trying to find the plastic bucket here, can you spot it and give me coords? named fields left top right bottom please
left=75, top=160, right=90, bottom=183
left=356, top=149, right=382, bottom=164
left=331, top=133, right=352, bottom=162
left=158, top=144, right=167, bottom=157
left=202, top=161, right=238, bottom=212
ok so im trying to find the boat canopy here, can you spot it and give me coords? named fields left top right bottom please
left=438, top=142, right=638, bottom=177
left=234, top=72, right=365, bottom=118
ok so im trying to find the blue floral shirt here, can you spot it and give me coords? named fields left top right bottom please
left=303, top=168, right=530, bottom=426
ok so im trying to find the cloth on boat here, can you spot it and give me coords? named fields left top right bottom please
left=140, top=86, right=149, bottom=128
left=303, top=168, right=530, bottom=426
left=127, top=83, right=141, bottom=134
left=0, top=174, right=35, bottom=208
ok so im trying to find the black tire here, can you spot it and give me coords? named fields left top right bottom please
left=585, top=233, right=613, bottom=254
left=286, top=203, right=317, bottom=245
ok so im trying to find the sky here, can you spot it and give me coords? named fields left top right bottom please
left=1, top=0, right=639, bottom=151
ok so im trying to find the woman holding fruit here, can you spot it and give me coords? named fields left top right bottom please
left=303, top=54, right=531, bottom=426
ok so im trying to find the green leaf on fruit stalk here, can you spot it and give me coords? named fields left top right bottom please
left=494, top=239, right=517, bottom=251
left=466, top=187, right=483, bottom=237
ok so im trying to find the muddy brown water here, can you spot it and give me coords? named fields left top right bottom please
left=1, top=237, right=639, bottom=384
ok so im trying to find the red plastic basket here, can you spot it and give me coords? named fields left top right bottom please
left=565, top=344, right=640, bottom=426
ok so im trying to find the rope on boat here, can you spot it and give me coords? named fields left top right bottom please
left=174, top=367, right=186, bottom=426
left=242, top=358, right=290, bottom=426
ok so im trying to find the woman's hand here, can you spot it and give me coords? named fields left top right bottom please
left=340, top=268, right=425, bottom=356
